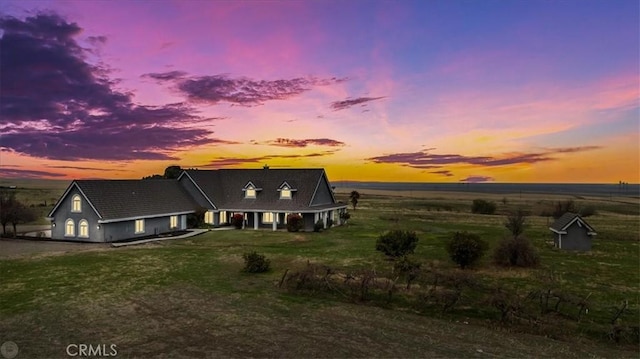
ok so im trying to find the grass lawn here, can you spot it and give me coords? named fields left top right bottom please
left=0, top=188, right=638, bottom=357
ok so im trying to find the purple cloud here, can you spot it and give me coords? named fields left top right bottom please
left=0, top=167, right=66, bottom=179
left=367, top=146, right=601, bottom=169
left=260, top=138, right=345, bottom=148
left=330, top=96, right=385, bottom=111
left=0, top=13, right=223, bottom=161
left=201, top=151, right=338, bottom=168
left=460, top=176, right=494, bottom=183
left=430, top=170, right=453, bottom=177
left=145, top=71, right=347, bottom=106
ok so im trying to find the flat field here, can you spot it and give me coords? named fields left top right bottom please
left=0, top=184, right=638, bottom=358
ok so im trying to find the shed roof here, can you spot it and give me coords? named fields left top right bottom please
left=549, top=212, right=597, bottom=235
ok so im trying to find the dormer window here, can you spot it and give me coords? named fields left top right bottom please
left=243, top=181, right=262, bottom=198
left=278, top=181, right=296, bottom=199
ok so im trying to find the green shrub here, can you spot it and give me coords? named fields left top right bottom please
left=340, top=211, right=351, bottom=223
left=471, top=199, right=496, bottom=215
left=446, top=231, right=488, bottom=269
left=242, top=251, right=271, bottom=273
left=286, top=214, right=303, bottom=232
left=231, top=213, right=244, bottom=229
left=394, top=256, right=422, bottom=289
left=326, top=218, right=334, bottom=228
left=376, top=230, right=419, bottom=258
left=493, top=237, right=540, bottom=268
left=313, top=219, right=324, bottom=232
left=579, top=205, right=597, bottom=217
left=187, top=207, right=207, bottom=228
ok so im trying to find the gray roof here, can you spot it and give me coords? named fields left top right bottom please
left=181, top=168, right=344, bottom=212
left=549, top=212, right=596, bottom=234
left=72, top=179, right=198, bottom=220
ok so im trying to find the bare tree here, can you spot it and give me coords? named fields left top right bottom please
left=349, top=191, right=360, bottom=210
left=504, top=209, right=528, bottom=238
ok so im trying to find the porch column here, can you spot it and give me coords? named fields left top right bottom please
left=323, top=211, right=328, bottom=229
left=254, top=212, right=259, bottom=230
left=314, top=212, right=319, bottom=223
left=272, top=212, right=277, bottom=231
left=242, top=213, right=246, bottom=229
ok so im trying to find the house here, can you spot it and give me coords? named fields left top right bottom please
left=48, top=180, right=197, bottom=242
left=177, top=168, right=348, bottom=232
left=48, top=168, right=347, bottom=242
left=548, top=212, right=597, bottom=251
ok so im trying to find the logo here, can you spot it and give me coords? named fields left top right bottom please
left=66, top=344, right=117, bottom=357
left=0, top=341, right=18, bottom=359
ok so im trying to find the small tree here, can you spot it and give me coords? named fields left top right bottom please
left=9, top=203, right=37, bottom=234
left=446, top=231, right=488, bottom=269
left=349, top=191, right=360, bottom=210
left=339, top=211, right=351, bottom=224
left=394, top=256, right=422, bottom=289
left=242, top=251, right=271, bottom=273
left=471, top=199, right=496, bottom=215
left=504, top=209, right=528, bottom=238
left=231, top=213, right=244, bottom=229
left=0, top=189, right=17, bottom=235
left=493, top=236, right=540, bottom=268
left=286, top=213, right=303, bottom=232
left=376, top=230, right=419, bottom=258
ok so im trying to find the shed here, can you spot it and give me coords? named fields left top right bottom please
left=549, top=212, right=597, bottom=251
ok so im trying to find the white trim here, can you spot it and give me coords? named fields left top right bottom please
left=98, top=210, right=194, bottom=224
left=177, top=171, right=217, bottom=209
left=48, top=181, right=103, bottom=220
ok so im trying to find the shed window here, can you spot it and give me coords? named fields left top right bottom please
left=245, top=187, right=256, bottom=198
left=78, top=219, right=89, bottom=238
left=135, top=219, right=145, bottom=234
left=71, top=195, right=81, bottom=212
left=170, top=215, right=178, bottom=229
left=65, top=219, right=75, bottom=237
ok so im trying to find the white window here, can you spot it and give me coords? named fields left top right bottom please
left=71, top=195, right=81, bottom=212
left=78, top=219, right=89, bottom=238
left=135, top=219, right=145, bottom=234
left=220, top=211, right=227, bottom=223
left=245, top=187, right=256, bottom=198
left=280, top=188, right=292, bottom=199
left=170, top=215, right=178, bottom=228
left=262, top=212, right=278, bottom=223
left=204, top=211, right=214, bottom=224
left=65, top=219, right=75, bottom=237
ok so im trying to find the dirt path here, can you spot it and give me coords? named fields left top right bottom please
left=0, top=238, right=108, bottom=259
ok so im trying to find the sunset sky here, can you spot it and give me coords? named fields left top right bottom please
left=1, top=0, right=638, bottom=183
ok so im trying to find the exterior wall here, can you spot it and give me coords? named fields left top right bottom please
left=178, top=176, right=212, bottom=209
left=102, top=215, right=178, bottom=242
left=562, top=225, right=592, bottom=251
left=50, top=187, right=104, bottom=242
left=310, top=177, right=335, bottom=206
left=303, top=213, right=315, bottom=232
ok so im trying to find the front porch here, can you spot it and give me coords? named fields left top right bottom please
left=204, top=207, right=348, bottom=231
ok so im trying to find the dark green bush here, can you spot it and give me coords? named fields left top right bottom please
left=231, top=213, right=244, bottom=229
left=242, top=251, right=271, bottom=273
left=187, top=207, right=207, bottom=228
left=340, top=211, right=351, bottom=223
left=326, top=218, right=334, bottom=228
left=579, top=205, right=597, bottom=217
left=313, top=219, right=324, bottom=232
left=446, top=231, right=488, bottom=269
left=286, top=213, right=303, bottom=232
left=376, top=230, right=419, bottom=258
left=471, top=199, right=496, bottom=215
left=493, top=237, right=540, bottom=268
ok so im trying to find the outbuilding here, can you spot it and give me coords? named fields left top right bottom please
left=549, top=212, right=597, bottom=251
